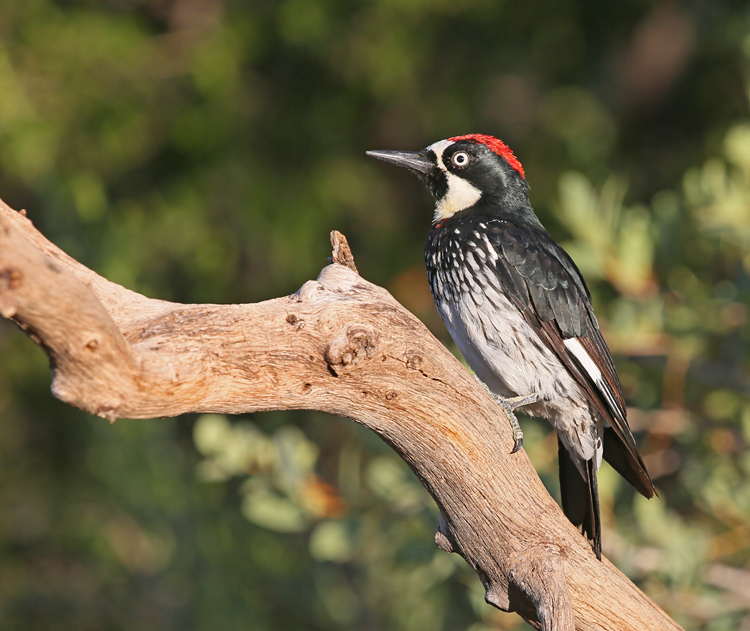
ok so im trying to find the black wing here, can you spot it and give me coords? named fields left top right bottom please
left=484, top=218, right=654, bottom=497
left=482, top=219, right=653, bottom=557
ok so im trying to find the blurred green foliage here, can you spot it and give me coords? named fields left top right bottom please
left=1, top=0, right=750, bottom=629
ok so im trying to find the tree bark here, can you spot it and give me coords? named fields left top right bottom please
left=0, top=199, right=681, bottom=631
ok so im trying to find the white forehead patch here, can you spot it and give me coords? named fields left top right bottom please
left=427, top=139, right=454, bottom=165
left=427, top=139, right=482, bottom=222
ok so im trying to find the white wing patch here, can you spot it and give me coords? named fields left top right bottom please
left=564, top=337, right=622, bottom=434
left=563, top=338, right=602, bottom=381
left=427, top=139, right=482, bottom=222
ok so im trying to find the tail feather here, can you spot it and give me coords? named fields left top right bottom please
left=603, top=427, right=655, bottom=499
left=558, top=437, right=601, bottom=560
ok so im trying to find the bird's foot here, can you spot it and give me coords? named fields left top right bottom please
left=473, top=376, right=540, bottom=454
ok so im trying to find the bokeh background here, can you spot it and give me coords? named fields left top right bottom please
left=1, top=0, right=749, bottom=629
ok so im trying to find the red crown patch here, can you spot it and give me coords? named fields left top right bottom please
left=448, top=134, right=525, bottom=179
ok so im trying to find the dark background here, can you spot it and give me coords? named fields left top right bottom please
left=1, top=1, right=749, bottom=629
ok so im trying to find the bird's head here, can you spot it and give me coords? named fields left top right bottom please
left=367, top=134, right=528, bottom=224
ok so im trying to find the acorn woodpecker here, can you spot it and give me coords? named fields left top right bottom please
left=367, top=134, right=654, bottom=559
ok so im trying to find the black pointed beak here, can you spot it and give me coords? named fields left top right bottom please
left=366, top=150, right=432, bottom=175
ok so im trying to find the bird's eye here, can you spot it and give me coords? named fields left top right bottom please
left=451, top=151, right=470, bottom=167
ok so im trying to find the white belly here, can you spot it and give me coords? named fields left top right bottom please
left=435, top=282, right=603, bottom=468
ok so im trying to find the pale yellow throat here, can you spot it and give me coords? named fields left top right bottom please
left=433, top=172, right=482, bottom=222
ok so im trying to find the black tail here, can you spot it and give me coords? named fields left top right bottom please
left=602, top=426, right=656, bottom=499
left=558, top=437, right=601, bottom=560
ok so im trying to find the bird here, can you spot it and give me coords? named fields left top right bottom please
left=367, top=134, right=654, bottom=559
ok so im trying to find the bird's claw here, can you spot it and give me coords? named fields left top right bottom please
left=511, top=436, right=523, bottom=454
left=494, top=396, right=526, bottom=454
left=473, top=376, right=539, bottom=454
left=502, top=392, right=541, bottom=410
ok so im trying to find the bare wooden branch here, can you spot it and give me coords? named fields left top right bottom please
left=0, top=198, right=681, bottom=631
left=330, top=229, right=358, bottom=272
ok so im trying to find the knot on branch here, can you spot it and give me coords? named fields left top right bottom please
left=0, top=266, right=23, bottom=290
left=435, top=511, right=457, bottom=553
left=0, top=266, right=24, bottom=317
left=325, top=325, right=378, bottom=375
left=503, top=544, right=575, bottom=631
